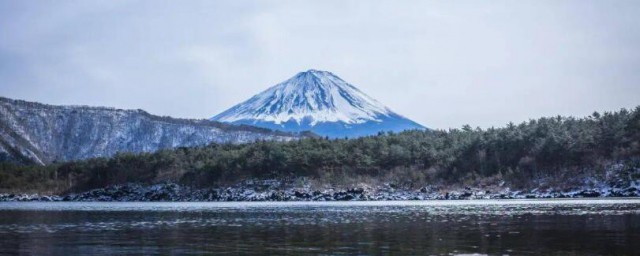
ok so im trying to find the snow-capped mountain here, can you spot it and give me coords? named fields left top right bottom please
left=211, top=70, right=426, bottom=138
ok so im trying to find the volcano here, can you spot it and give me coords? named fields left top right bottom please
left=211, top=70, right=426, bottom=138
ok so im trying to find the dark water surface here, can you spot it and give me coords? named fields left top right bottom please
left=0, top=199, right=639, bottom=255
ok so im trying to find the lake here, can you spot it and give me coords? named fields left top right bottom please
left=0, top=199, right=639, bottom=255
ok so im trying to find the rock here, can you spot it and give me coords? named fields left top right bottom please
left=333, top=191, right=355, bottom=201
left=294, top=190, right=310, bottom=199
left=577, top=190, right=601, bottom=198
left=3, top=174, right=638, bottom=202
left=347, top=187, right=365, bottom=194
left=269, top=191, right=285, bottom=201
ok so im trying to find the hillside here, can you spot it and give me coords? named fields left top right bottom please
left=0, top=97, right=300, bottom=165
left=1, top=106, right=638, bottom=195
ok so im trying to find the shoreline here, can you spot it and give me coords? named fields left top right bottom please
left=2, top=196, right=640, bottom=203
left=2, top=179, right=638, bottom=202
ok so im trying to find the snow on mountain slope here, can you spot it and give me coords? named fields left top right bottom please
left=211, top=70, right=426, bottom=138
left=0, top=97, right=299, bottom=165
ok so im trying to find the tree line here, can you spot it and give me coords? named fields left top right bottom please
left=1, top=106, right=639, bottom=193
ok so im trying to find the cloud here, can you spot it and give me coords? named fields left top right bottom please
left=0, top=0, right=639, bottom=129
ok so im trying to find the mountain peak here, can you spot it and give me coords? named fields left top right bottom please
left=211, top=70, right=426, bottom=137
left=295, top=69, right=346, bottom=82
left=300, top=69, right=332, bottom=75
left=292, top=69, right=346, bottom=87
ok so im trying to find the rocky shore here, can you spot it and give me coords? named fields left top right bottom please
left=1, top=178, right=639, bottom=202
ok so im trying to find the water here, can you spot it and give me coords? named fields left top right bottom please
left=0, top=199, right=639, bottom=255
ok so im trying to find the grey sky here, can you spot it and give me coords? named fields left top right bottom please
left=1, top=1, right=639, bottom=129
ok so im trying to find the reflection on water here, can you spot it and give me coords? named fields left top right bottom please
left=0, top=199, right=639, bottom=255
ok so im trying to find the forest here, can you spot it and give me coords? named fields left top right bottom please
left=1, top=106, right=639, bottom=194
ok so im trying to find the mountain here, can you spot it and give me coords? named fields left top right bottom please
left=0, top=97, right=299, bottom=165
left=211, top=70, right=426, bottom=138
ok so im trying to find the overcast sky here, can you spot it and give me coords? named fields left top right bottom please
left=1, top=1, right=639, bottom=129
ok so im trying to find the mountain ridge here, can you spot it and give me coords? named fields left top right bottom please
left=0, top=96, right=300, bottom=165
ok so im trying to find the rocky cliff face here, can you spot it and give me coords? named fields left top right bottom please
left=0, top=97, right=298, bottom=165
